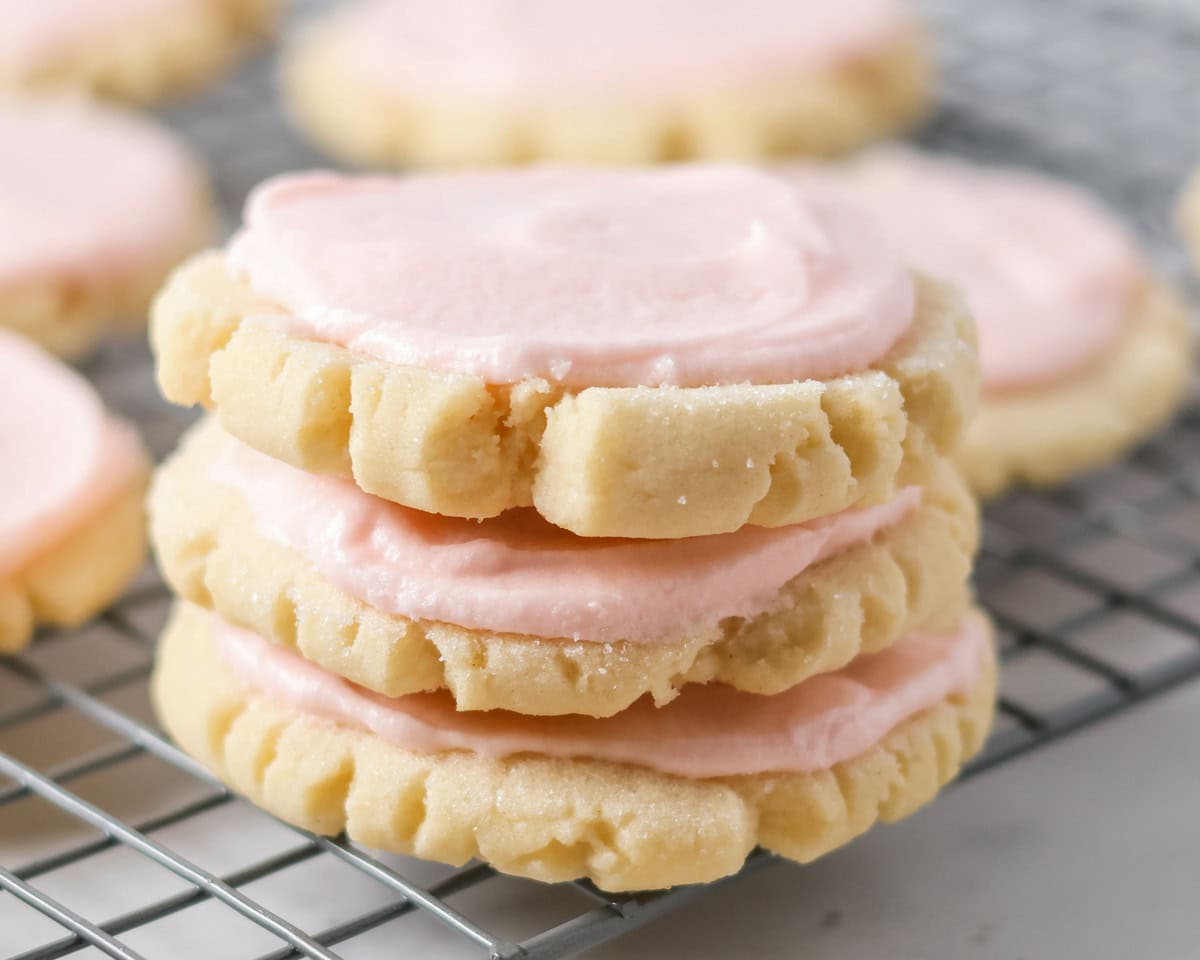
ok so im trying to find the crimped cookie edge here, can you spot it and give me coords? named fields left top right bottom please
left=151, top=253, right=978, bottom=538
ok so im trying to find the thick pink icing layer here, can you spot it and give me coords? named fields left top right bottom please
left=0, top=330, right=145, bottom=575
left=215, top=609, right=989, bottom=777
left=784, top=149, right=1142, bottom=391
left=211, top=433, right=921, bottom=643
left=226, top=167, right=914, bottom=387
left=0, top=99, right=199, bottom=286
left=0, top=0, right=195, bottom=73
left=338, top=0, right=908, bottom=103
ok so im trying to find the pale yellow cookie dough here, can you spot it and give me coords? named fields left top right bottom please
left=150, top=418, right=977, bottom=717
left=0, top=0, right=278, bottom=104
left=282, top=14, right=931, bottom=168
left=153, top=601, right=996, bottom=891
left=1178, top=170, right=1200, bottom=272
left=0, top=468, right=150, bottom=653
left=151, top=254, right=978, bottom=538
left=961, top=280, right=1194, bottom=498
left=3, top=186, right=212, bottom=359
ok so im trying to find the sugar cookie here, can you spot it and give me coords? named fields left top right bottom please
left=0, top=0, right=277, bottom=103
left=150, top=419, right=977, bottom=716
left=152, top=167, right=978, bottom=538
left=785, top=149, right=1193, bottom=496
left=282, top=0, right=931, bottom=168
left=0, top=331, right=149, bottom=652
left=0, top=99, right=211, bottom=357
left=153, top=601, right=996, bottom=891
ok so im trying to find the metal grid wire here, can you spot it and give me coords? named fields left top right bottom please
left=3, top=0, right=1200, bottom=956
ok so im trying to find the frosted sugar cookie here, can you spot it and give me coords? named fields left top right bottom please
left=0, top=0, right=277, bottom=103
left=152, top=166, right=978, bottom=539
left=282, top=0, right=931, bottom=168
left=0, top=99, right=211, bottom=358
left=786, top=149, right=1193, bottom=497
left=0, top=331, right=150, bottom=653
left=150, top=418, right=977, bottom=716
left=153, top=601, right=996, bottom=891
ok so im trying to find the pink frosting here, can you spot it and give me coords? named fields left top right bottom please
left=214, top=609, right=989, bottom=777
left=0, top=99, right=200, bottom=286
left=0, top=0, right=195, bottom=72
left=337, top=0, right=908, bottom=104
left=226, top=167, right=914, bottom=388
left=784, top=149, right=1143, bottom=391
left=211, top=432, right=921, bottom=643
left=0, top=330, right=145, bottom=576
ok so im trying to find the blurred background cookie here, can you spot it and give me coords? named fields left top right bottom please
left=282, top=0, right=932, bottom=168
left=0, top=330, right=149, bottom=653
left=786, top=149, right=1194, bottom=497
left=0, top=98, right=212, bottom=358
left=0, top=0, right=279, bottom=103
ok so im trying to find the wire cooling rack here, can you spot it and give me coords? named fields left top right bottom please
left=3, top=0, right=1200, bottom=957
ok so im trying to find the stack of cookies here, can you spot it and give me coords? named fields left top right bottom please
left=148, top=165, right=995, bottom=891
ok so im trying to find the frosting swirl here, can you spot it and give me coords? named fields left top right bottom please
left=228, top=167, right=914, bottom=387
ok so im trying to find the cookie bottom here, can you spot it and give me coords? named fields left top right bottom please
left=0, top=0, right=277, bottom=104
left=283, top=22, right=930, bottom=168
left=960, top=279, right=1193, bottom=498
left=0, top=470, right=149, bottom=653
left=153, top=602, right=996, bottom=891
